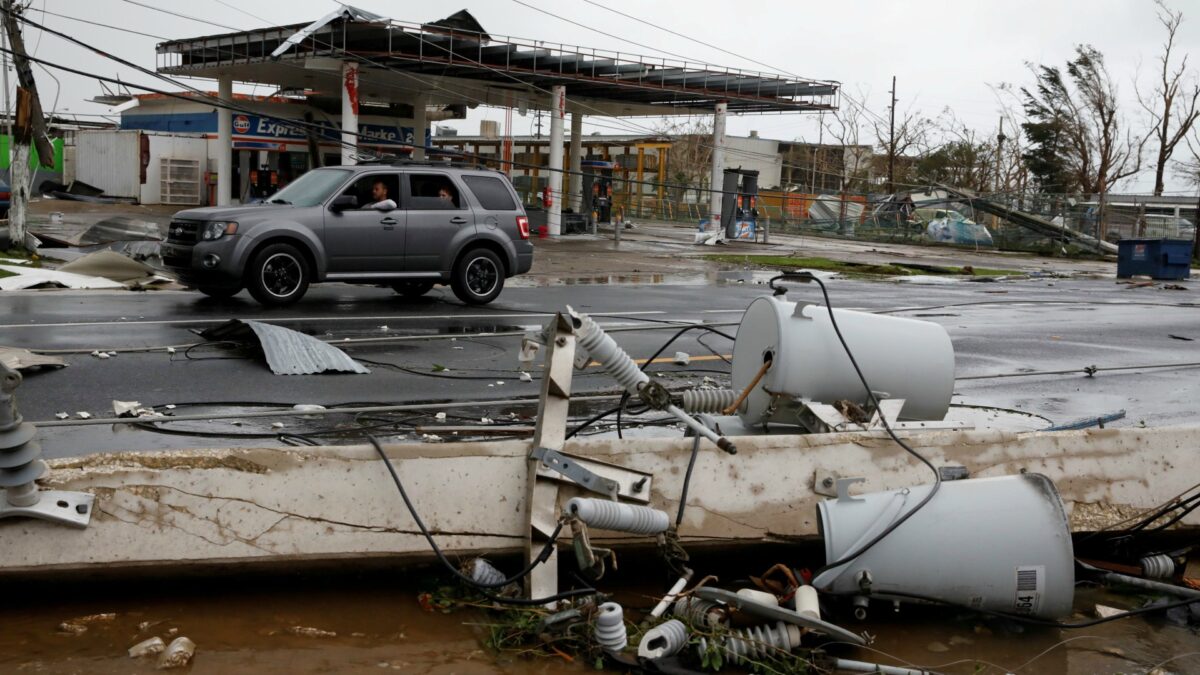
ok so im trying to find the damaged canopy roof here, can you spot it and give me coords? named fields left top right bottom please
left=200, top=320, right=369, bottom=376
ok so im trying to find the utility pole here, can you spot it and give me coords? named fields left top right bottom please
left=993, top=117, right=1005, bottom=230
left=887, top=75, right=896, bottom=195
left=1193, top=181, right=1199, bottom=263
left=1, top=0, right=54, bottom=253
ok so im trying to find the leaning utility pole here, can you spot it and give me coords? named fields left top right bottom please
left=887, top=75, right=896, bottom=194
left=1, top=0, right=55, bottom=252
left=1193, top=184, right=1199, bottom=262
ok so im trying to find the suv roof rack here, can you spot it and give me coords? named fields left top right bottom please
left=356, top=159, right=489, bottom=170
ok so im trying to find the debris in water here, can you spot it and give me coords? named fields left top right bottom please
left=57, top=622, right=88, bottom=635
left=1095, top=604, right=1124, bottom=619
left=128, top=636, right=165, bottom=658
left=157, top=636, right=195, bottom=669
left=926, top=641, right=950, bottom=653
left=286, top=626, right=337, bottom=638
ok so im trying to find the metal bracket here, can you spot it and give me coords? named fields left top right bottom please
left=531, top=446, right=621, bottom=499
left=638, top=380, right=672, bottom=410
left=0, top=489, right=94, bottom=529
left=835, top=477, right=866, bottom=503
left=814, top=469, right=841, bottom=498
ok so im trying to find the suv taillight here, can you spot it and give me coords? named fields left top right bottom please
left=516, top=215, right=530, bottom=239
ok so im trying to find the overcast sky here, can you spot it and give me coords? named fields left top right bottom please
left=22, top=0, right=1200, bottom=192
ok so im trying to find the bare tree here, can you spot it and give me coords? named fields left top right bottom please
left=823, top=89, right=873, bottom=193
left=656, top=117, right=712, bottom=205
left=1137, top=0, right=1200, bottom=196
left=871, top=100, right=934, bottom=192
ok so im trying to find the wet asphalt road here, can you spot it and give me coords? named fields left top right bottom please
left=2, top=275, right=1199, bottom=456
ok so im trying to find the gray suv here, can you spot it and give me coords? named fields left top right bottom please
left=162, top=162, right=533, bottom=306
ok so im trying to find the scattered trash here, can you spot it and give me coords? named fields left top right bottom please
left=91, top=350, right=111, bottom=359
left=0, top=264, right=125, bottom=291
left=128, top=636, right=165, bottom=658
left=270, top=422, right=285, bottom=430
left=112, top=400, right=142, bottom=417
left=434, top=412, right=447, bottom=421
left=54, top=412, right=69, bottom=420
left=165, top=404, right=176, bottom=410
left=292, top=404, right=327, bottom=413
left=380, top=325, right=388, bottom=331
left=495, top=380, right=505, bottom=385
left=286, top=626, right=337, bottom=638
left=76, top=412, right=91, bottom=420
left=199, top=320, right=369, bottom=375
left=1163, top=284, right=1188, bottom=291
left=1095, top=604, right=1124, bottom=619
left=481, top=417, right=493, bottom=424
left=57, top=251, right=172, bottom=288
left=673, top=351, right=690, bottom=366
left=166, top=347, right=176, bottom=355
left=57, top=622, right=88, bottom=635
left=1169, top=334, right=1194, bottom=341
left=519, top=372, right=533, bottom=382
left=0, top=346, right=66, bottom=372
left=157, top=636, right=196, bottom=669
left=420, top=433, right=442, bottom=441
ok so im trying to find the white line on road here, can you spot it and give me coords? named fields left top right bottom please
left=3, top=310, right=671, bottom=330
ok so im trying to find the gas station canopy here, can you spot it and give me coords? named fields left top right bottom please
left=156, top=7, right=840, bottom=116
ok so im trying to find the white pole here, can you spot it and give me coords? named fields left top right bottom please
left=411, top=94, right=427, bottom=161
left=568, top=111, right=583, bottom=212
left=340, top=61, right=359, bottom=166
left=547, top=85, right=565, bottom=236
left=216, top=74, right=232, bottom=206
left=709, top=101, right=727, bottom=234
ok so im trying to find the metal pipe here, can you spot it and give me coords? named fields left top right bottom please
left=1102, top=572, right=1200, bottom=600
left=833, top=658, right=933, bottom=675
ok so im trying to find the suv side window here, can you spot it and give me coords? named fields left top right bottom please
left=406, top=173, right=463, bottom=210
left=340, top=173, right=400, bottom=211
left=462, top=175, right=518, bottom=211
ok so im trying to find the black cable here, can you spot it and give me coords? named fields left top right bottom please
left=781, top=273, right=943, bottom=581
left=364, top=434, right=594, bottom=604
left=850, top=588, right=1200, bottom=628
left=676, top=435, right=702, bottom=528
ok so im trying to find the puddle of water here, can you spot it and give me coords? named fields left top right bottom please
left=511, top=270, right=782, bottom=287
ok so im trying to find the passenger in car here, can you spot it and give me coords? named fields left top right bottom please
left=437, top=185, right=457, bottom=206
left=363, top=179, right=397, bottom=210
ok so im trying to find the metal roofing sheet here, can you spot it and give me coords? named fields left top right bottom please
left=200, top=320, right=369, bottom=375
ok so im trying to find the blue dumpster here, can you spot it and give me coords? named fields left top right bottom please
left=1116, top=238, right=1192, bottom=280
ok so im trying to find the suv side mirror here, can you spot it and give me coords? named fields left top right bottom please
left=330, top=195, right=357, bottom=213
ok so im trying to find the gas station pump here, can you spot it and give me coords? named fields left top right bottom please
left=580, top=159, right=614, bottom=230
left=720, top=168, right=760, bottom=240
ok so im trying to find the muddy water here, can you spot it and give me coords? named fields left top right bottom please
left=3, top=563, right=1196, bottom=675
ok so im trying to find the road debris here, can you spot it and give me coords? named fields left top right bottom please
left=673, top=351, right=690, bottom=365
left=128, top=636, right=165, bottom=658
left=519, top=372, right=533, bottom=382
left=157, top=636, right=196, bottom=669
left=57, top=251, right=172, bottom=288
left=75, top=411, right=91, bottom=419
left=286, top=626, right=337, bottom=638
left=0, top=264, right=125, bottom=290
left=199, top=320, right=369, bottom=375
left=0, top=346, right=65, bottom=372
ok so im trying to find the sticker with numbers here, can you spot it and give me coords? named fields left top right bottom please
left=1013, top=565, right=1043, bottom=615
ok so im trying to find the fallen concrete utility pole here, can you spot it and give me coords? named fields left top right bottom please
left=937, top=183, right=1119, bottom=256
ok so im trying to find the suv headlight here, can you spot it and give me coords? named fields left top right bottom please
left=201, top=221, right=239, bottom=241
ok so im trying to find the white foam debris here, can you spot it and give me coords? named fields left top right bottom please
left=76, top=412, right=91, bottom=419
left=519, top=372, right=533, bottom=382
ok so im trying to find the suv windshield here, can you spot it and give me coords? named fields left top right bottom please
left=268, top=168, right=352, bottom=207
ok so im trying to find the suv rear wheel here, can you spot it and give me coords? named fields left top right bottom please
left=451, top=248, right=504, bottom=305
left=247, top=243, right=310, bottom=307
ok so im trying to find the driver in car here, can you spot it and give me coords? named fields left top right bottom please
left=363, top=179, right=397, bottom=210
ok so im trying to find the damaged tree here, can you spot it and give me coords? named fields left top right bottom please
left=1, top=0, right=55, bottom=253
left=1136, top=0, right=1200, bottom=198
left=1022, top=45, right=1144, bottom=240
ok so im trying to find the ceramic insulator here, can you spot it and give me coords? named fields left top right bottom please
left=468, top=558, right=506, bottom=587
left=697, top=621, right=799, bottom=666
left=573, top=310, right=648, bottom=395
left=567, top=498, right=669, bottom=535
left=671, top=597, right=728, bottom=628
left=594, top=602, right=628, bottom=651
left=637, top=619, right=688, bottom=659
left=0, top=367, right=45, bottom=504
left=1140, top=554, right=1176, bottom=579
left=679, top=389, right=737, bottom=413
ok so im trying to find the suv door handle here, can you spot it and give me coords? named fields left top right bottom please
left=380, top=217, right=398, bottom=226
left=450, top=216, right=468, bottom=224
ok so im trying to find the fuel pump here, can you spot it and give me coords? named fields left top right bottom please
left=580, top=159, right=614, bottom=229
left=720, top=168, right=760, bottom=240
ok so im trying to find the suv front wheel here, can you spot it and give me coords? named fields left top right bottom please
left=451, top=248, right=504, bottom=305
left=247, top=243, right=311, bottom=307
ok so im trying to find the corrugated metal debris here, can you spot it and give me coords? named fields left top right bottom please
left=199, top=320, right=369, bottom=375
